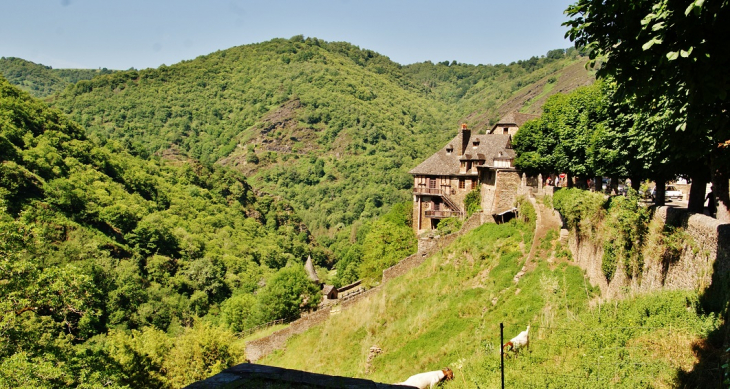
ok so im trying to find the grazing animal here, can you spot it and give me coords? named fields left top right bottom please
left=503, top=325, right=530, bottom=354
left=395, top=368, right=454, bottom=389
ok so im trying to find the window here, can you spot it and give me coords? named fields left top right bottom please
left=446, top=146, right=453, bottom=154
left=471, top=179, right=477, bottom=189
left=466, top=161, right=472, bottom=171
left=472, top=140, right=480, bottom=147
left=429, top=178, right=436, bottom=189
left=503, top=127, right=509, bottom=134
left=433, top=201, right=440, bottom=211
left=459, top=179, right=465, bottom=189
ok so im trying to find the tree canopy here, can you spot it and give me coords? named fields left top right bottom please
left=565, top=0, right=730, bottom=219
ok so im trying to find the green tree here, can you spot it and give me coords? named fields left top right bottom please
left=255, top=263, right=321, bottom=322
left=565, top=0, right=730, bottom=220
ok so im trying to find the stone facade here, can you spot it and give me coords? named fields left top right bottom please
left=409, top=115, right=531, bottom=234
left=480, top=169, right=521, bottom=216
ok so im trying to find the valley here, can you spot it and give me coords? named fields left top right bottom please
left=2, top=28, right=728, bottom=388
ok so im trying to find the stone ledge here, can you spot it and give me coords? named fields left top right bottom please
left=184, top=363, right=409, bottom=389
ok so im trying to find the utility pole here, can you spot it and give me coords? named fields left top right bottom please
left=500, top=322, right=505, bottom=389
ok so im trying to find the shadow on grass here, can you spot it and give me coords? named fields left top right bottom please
left=674, top=216, right=730, bottom=388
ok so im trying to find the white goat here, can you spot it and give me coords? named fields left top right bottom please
left=503, top=325, right=530, bottom=354
left=394, top=368, right=454, bottom=389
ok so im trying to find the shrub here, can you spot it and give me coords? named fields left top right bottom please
left=601, top=190, right=650, bottom=281
left=464, top=188, right=481, bottom=217
left=436, top=217, right=462, bottom=235
left=552, top=188, right=606, bottom=235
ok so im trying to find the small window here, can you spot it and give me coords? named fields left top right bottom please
left=446, top=146, right=453, bottom=154
left=472, top=140, right=480, bottom=147
left=429, top=178, right=436, bottom=189
left=503, top=127, right=509, bottom=134
left=466, top=161, right=472, bottom=170
left=459, top=179, right=465, bottom=189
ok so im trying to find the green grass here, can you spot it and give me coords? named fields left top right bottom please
left=241, top=323, right=291, bottom=343
left=260, top=217, right=723, bottom=387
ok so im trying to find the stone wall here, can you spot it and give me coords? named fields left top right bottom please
left=185, top=363, right=403, bottom=388
left=566, top=206, right=730, bottom=299
left=245, top=308, right=331, bottom=362
left=493, top=170, right=521, bottom=213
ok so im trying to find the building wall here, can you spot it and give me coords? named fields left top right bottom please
left=480, top=169, right=521, bottom=215
left=494, top=171, right=521, bottom=213
left=491, top=124, right=519, bottom=135
left=412, top=175, right=478, bottom=234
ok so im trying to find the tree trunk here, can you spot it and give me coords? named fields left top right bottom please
left=566, top=173, right=573, bottom=188
left=654, top=179, right=666, bottom=206
left=688, top=169, right=709, bottom=214
left=630, top=176, right=641, bottom=192
left=595, top=175, right=602, bottom=192
left=610, top=175, right=619, bottom=195
left=711, top=154, right=730, bottom=222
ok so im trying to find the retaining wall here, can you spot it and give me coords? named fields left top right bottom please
left=567, top=206, right=730, bottom=299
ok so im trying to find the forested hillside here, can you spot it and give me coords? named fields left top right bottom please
left=41, top=37, right=591, bottom=268
left=0, top=57, right=115, bottom=97
left=0, top=76, right=337, bottom=387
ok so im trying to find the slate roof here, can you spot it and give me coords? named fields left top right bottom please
left=489, top=112, right=539, bottom=132
left=322, top=284, right=336, bottom=298
left=304, top=255, right=320, bottom=283
left=408, top=133, right=514, bottom=176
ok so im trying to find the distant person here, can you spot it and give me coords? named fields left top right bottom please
left=546, top=177, right=553, bottom=186
left=706, top=186, right=716, bottom=217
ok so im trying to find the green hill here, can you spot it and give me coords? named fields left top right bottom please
left=0, top=76, right=337, bottom=387
left=45, top=38, right=591, bottom=240
left=0, top=56, right=116, bottom=98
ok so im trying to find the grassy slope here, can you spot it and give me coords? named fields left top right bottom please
left=261, top=217, right=721, bottom=388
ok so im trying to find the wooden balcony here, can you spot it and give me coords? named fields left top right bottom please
left=413, top=187, right=444, bottom=195
left=425, top=210, right=462, bottom=218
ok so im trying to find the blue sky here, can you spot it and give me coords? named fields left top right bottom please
left=1, top=0, right=576, bottom=70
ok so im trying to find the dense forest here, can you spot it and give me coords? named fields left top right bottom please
left=34, top=36, right=590, bottom=270
left=0, top=76, right=335, bottom=386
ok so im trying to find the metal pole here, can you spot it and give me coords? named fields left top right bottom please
left=500, top=322, right=505, bottom=389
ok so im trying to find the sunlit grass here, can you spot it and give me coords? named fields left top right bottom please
left=262, top=217, right=721, bottom=388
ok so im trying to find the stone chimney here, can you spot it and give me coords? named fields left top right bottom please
left=458, top=123, right=471, bottom=157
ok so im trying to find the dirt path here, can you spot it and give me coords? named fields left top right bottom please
left=525, top=199, right=563, bottom=269
left=511, top=196, right=564, bottom=288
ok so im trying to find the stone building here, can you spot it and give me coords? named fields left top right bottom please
left=487, top=112, right=539, bottom=135
left=409, top=114, right=532, bottom=234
